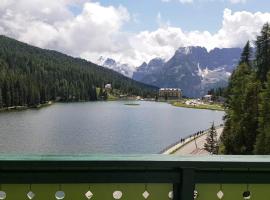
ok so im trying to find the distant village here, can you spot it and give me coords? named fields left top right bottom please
left=102, top=83, right=223, bottom=107
left=158, top=88, right=223, bottom=105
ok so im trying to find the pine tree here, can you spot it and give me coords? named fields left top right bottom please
left=255, top=73, right=270, bottom=154
left=204, top=123, right=219, bottom=154
left=3, top=81, right=11, bottom=107
left=222, top=63, right=253, bottom=154
left=0, top=88, right=2, bottom=108
left=99, top=87, right=104, bottom=100
left=241, top=76, right=261, bottom=154
left=240, top=41, right=252, bottom=66
left=222, top=23, right=270, bottom=155
left=255, top=23, right=270, bottom=83
left=103, top=91, right=108, bottom=100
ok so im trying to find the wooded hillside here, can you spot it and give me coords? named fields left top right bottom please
left=0, top=36, right=157, bottom=108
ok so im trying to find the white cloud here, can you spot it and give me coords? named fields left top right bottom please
left=0, top=0, right=269, bottom=68
left=162, top=0, right=249, bottom=4
left=161, top=0, right=194, bottom=3
left=179, top=0, right=194, bottom=3
left=0, top=0, right=131, bottom=62
left=229, top=0, right=247, bottom=4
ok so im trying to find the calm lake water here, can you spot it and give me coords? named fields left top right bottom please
left=0, top=101, right=224, bottom=154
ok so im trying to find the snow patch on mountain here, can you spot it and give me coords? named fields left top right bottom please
left=197, top=63, right=231, bottom=85
left=177, top=46, right=193, bottom=55
left=97, top=56, right=135, bottom=77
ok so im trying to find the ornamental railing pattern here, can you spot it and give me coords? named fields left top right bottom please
left=0, top=155, right=269, bottom=200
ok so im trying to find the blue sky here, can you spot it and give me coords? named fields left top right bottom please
left=93, top=0, right=270, bottom=33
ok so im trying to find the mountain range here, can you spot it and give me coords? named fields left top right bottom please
left=98, top=46, right=242, bottom=97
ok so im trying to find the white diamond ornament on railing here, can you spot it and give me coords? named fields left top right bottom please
left=55, top=191, right=65, bottom=200
left=85, top=191, right=93, bottom=199
left=113, top=191, right=122, bottom=199
left=0, top=191, right=6, bottom=200
left=194, top=190, right=198, bottom=199
left=142, top=190, right=150, bottom=199
left=168, top=191, right=173, bottom=199
left=217, top=190, right=224, bottom=199
left=243, top=191, right=251, bottom=200
left=27, top=191, right=35, bottom=199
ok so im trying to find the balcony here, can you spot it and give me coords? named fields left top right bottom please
left=0, top=154, right=269, bottom=200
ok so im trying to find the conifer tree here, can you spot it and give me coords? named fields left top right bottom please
left=255, top=23, right=270, bottom=83
left=241, top=75, right=261, bottom=153
left=240, top=41, right=252, bottom=66
left=255, top=73, right=270, bottom=154
left=0, top=88, right=2, bottom=108
left=222, top=63, right=253, bottom=154
left=204, top=123, right=219, bottom=154
left=99, top=87, right=104, bottom=100
left=103, top=91, right=108, bottom=100
left=222, top=23, right=270, bottom=155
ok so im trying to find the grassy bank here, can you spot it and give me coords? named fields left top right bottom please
left=107, top=94, right=119, bottom=101
left=171, top=101, right=225, bottom=111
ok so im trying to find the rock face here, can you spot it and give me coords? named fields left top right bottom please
left=133, top=47, right=242, bottom=97
left=133, top=58, right=165, bottom=84
left=97, top=56, right=134, bottom=78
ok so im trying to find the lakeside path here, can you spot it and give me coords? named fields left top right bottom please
left=163, top=127, right=223, bottom=155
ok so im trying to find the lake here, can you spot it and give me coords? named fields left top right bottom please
left=0, top=101, right=224, bottom=154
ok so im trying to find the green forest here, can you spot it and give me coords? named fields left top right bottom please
left=222, top=23, right=270, bottom=154
left=0, top=36, right=157, bottom=108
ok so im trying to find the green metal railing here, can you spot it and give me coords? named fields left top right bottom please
left=0, top=154, right=270, bottom=200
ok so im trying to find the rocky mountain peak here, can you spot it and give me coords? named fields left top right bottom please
left=176, top=46, right=207, bottom=56
left=97, top=56, right=134, bottom=78
left=133, top=46, right=242, bottom=97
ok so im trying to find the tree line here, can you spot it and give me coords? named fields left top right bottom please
left=0, top=36, right=157, bottom=108
left=221, top=23, right=270, bottom=154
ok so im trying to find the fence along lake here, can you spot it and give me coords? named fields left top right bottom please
left=0, top=101, right=224, bottom=154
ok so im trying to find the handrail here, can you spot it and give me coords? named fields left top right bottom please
left=0, top=154, right=270, bottom=170
left=0, top=154, right=269, bottom=162
left=0, top=155, right=270, bottom=200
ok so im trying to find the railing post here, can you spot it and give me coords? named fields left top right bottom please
left=179, top=168, right=195, bottom=200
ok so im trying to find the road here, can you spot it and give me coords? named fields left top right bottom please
left=172, top=127, right=223, bottom=155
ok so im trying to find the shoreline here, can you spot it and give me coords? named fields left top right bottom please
left=170, top=101, right=225, bottom=111
left=161, top=125, right=223, bottom=155
left=0, top=101, right=53, bottom=113
left=0, top=100, right=225, bottom=114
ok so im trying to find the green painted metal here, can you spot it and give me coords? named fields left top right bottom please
left=196, top=184, right=270, bottom=200
left=180, top=169, right=195, bottom=200
left=0, top=154, right=270, bottom=167
left=0, top=154, right=270, bottom=162
left=0, top=183, right=173, bottom=200
left=0, top=155, right=269, bottom=199
left=0, top=171, right=180, bottom=183
left=196, top=170, right=270, bottom=183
